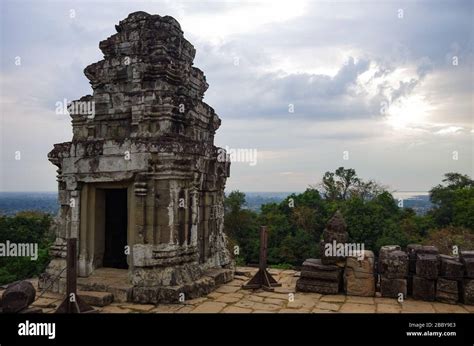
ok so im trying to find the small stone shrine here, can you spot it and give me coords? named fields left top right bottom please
left=39, top=12, right=233, bottom=303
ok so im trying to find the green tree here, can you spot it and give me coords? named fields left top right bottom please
left=320, top=167, right=359, bottom=200
left=429, top=173, right=474, bottom=228
left=224, top=191, right=260, bottom=264
left=224, top=170, right=473, bottom=266
left=319, top=167, right=386, bottom=201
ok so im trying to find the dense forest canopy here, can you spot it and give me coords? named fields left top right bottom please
left=0, top=211, right=54, bottom=285
left=225, top=168, right=474, bottom=267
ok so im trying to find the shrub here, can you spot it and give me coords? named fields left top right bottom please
left=423, top=226, right=474, bottom=255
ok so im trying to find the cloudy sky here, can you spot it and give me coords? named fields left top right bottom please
left=0, top=0, right=472, bottom=193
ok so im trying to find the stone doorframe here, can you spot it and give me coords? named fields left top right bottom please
left=78, top=182, right=135, bottom=277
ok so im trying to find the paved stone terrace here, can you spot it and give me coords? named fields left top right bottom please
left=5, top=267, right=473, bottom=313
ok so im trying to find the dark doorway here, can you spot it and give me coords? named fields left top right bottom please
left=103, top=189, right=128, bottom=269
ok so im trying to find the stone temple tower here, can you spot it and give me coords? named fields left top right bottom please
left=40, top=12, right=233, bottom=303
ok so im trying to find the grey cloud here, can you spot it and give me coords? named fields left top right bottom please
left=0, top=0, right=472, bottom=193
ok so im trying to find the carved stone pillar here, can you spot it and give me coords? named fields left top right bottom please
left=134, top=180, right=147, bottom=244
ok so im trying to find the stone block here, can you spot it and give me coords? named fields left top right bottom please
left=379, top=250, right=408, bottom=279
left=324, top=210, right=347, bottom=233
left=460, top=252, right=474, bottom=278
left=204, top=268, right=234, bottom=285
left=346, top=251, right=374, bottom=274
left=416, top=253, right=438, bottom=279
left=300, top=259, right=342, bottom=282
left=418, top=245, right=439, bottom=255
left=78, top=290, right=114, bottom=307
left=131, top=286, right=160, bottom=304
left=460, top=250, right=474, bottom=259
left=380, top=277, right=406, bottom=298
left=378, top=245, right=401, bottom=274
left=407, top=245, right=439, bottom=274
left=438, top=254, right=463, bottom=280
left=320, top=241, right=339, bottom=265
left=412, top=275, right=436, bottom=301
left=322, top=229, right=349, bottom=244
left=435, top=278, right=458, bottom=304
left=320, top=211, right=349, bottom=264
left=344, top=269, right=375, bottom=297
left=380, top=245, right=401, bottom=253
left=464, top=258, right=474, bottom=278
left=296, top=278, right=339, bottom=294
left=107, top=284, right=133, bottom=303
left=460, top=279, right=474, bottom=305
left=344, top=251, right=375, bottom=297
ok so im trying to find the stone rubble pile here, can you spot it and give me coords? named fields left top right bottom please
left=320, top=211, right=348, bottom=266
left=296, top=212, right=347, bottom=294
left=295, top=211, right=474, bottom=306
left=297, top=211, right=377, bottom=296
left=377, top=244, right=474, bottom=304
left=296, top=211, right=349, bottom=294
left=376, top=245, right=474, bottom=305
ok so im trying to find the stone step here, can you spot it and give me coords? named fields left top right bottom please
left=204, top=268, right=234, bottom=285
left=77, top=278, right=133, bottom=303
left=78, top=290, right=114, bottom=307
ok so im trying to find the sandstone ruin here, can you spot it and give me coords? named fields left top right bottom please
left=296, top=211, right=474, bottom=305
left=40, top=11, right=233, bottom=303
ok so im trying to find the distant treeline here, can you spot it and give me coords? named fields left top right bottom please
left=0, top=192, right=59, bottom=216
left=225, top=168, right=474, bottom=267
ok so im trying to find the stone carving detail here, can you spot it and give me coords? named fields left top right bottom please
left=320, top=210, right=348, bottom=265
left=344, top=250, right=375, bottom=297
left=297, top=211, right=349, bottom=295
left=40, top=11, right=233, bottom=303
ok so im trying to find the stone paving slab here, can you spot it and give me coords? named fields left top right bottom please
left=316, top=301, right=341, bottom=312
left=376, top=303, right=401, bottom=313
left=190, top=301, right=227, bottom=313
left=12, top=268, right=474, bottom=313
left=339, top=303, right=376, bottom=313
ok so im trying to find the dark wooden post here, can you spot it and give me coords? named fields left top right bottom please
left=55, top=238, right=94, bottom=313
left=259, top=226, right=267, bottom=270
left=243, top=226, right=281, bottom=291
